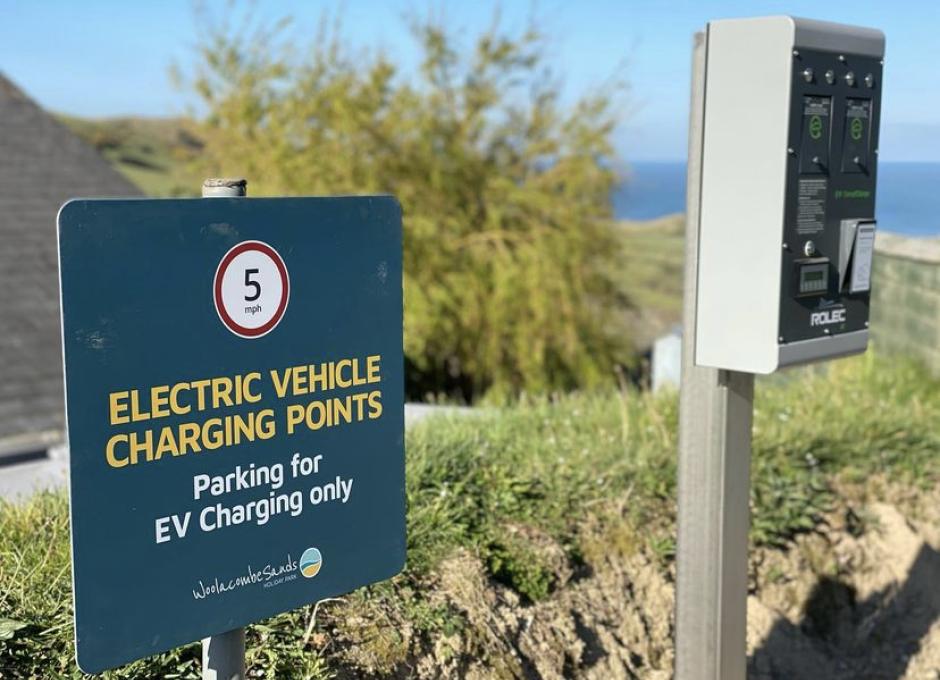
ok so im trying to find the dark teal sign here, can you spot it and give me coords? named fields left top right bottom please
left=57, top=196, right=405, bottom=673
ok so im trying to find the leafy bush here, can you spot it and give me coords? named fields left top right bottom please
left=183, top=10, right=632, bottom=401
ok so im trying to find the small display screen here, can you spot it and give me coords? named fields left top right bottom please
left=799, top=263, right=828, bottom=295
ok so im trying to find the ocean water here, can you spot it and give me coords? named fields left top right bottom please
left=613, top=161, right=940, bottom=237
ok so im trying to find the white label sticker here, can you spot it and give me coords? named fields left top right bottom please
left=797, top=179, right=827, bottom=234
left=850, top=223, right=876, bottom=293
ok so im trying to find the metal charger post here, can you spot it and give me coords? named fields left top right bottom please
left=201, top=177, right=248, bottom=680
left=674, top=33, right=753, bottom=680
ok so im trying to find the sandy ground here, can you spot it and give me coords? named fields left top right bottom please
left=748, top=497, right=940, bottom=680
left=328, top=484, right=940, bottom=679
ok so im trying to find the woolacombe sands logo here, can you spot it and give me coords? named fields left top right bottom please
left=300, top=547, right=323, bottom=578
left=214, top=240, right=290, bottom=338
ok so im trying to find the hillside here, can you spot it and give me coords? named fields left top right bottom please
left=616, top=215, right=685, bottom=351
left=57, top=115, right=203, bottom=197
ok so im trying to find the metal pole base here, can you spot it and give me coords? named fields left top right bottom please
left=202, top=628, right=246, bottom=680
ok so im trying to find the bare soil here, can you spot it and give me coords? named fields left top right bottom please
left=327, top=484, right=940, bottom=679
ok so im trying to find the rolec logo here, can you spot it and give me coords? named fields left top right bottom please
left=810, top=308, right=846, bottom=327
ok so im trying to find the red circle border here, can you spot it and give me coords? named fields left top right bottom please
left=213, top=240, right=290, bottom=338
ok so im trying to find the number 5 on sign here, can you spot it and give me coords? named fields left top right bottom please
left=244, top=268, right=261, bottom=302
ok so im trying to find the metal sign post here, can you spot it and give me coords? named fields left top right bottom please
left=201, top=178, right=247, bottom=680
left=202, top=627, right=245, bottom=680
left=675, top=32, right=752, bottom=680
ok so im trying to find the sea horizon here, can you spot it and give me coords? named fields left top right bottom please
left=613, top=160, right=940, bottom=237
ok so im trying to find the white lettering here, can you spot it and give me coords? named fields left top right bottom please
left=810, top=308, right=846, bottom=327
left=193, top=474, right=210, bottom=500
left=172, top=512, right=191, bottom=539
left=155, top=517, right=171, bottom=544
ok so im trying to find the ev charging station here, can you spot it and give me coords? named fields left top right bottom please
left=676, top=16, right=884, bottom=680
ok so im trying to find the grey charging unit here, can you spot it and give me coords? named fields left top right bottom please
left=694, top=16, right=883, bottom=373
left=676, top=17, right=884, bottom=680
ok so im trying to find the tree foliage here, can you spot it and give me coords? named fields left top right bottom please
left=186, top=9, right=633, bottom=401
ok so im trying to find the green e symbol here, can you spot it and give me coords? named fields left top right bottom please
left=809, top=115, right=823, bottom=140
left=851, top=117, right=864, bottom=141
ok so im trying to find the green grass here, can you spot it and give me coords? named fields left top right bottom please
left=57, top=115, right=203, bottom=197
left=2, top=352, right=938, bottom=677
left=618, top=216, right=684, bottom=313
left=615, top=215, right=685, bottom=348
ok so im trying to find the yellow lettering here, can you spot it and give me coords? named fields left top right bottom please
left=336, top=359, right=353, bottom=388
left=106, top=434, right=129, bottom=467
left=212, top=377, right=234, bottom=409
left=307, top=400, right=328, bottom=430
left=292, top=366, right=308, bottom=396
left=154, top=427, right=179, bottom=459
left=109, top=391, right=130, bottom=425
left=178, top=422, right=202, bottom=454
left=202, top=419, right=224, bottom=450
left=286, top=404, right=304, bottom=435
left=270, top=369, right=291, bottom=399
left=257, top=409, right=276, bottom=439
left=130, top=390, right=150, bottom=423
left=368, top=390, right=383, bottom=419
left=170, top=383, right=191, bottom=416
left=129, top=430, right=153, bottom=464
left=151, top=385, right=170, bottom=419
left=243, top=372, right=262, bottom=403
left=367, top=355, right=382, bottom=383
left=309, top=363, right=329, bottom=392
left=190, top=379, right=211, bottom=411
left=333, top=395, right=352, bottom=423
left=352, top=392, right=368, bottom=419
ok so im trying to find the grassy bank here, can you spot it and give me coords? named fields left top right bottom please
left=615, top=216, right=685, bottom=350
left=2, top=353, right=938, bottom=678
left=57, top=115, right=202, bottom=198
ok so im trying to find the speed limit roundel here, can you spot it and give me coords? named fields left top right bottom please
left=213, top=240, right=290, bottom=338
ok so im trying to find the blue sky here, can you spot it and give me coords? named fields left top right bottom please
left=1, top=0, right=938, bottom=161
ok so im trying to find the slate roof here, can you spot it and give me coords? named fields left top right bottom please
left=0, top=73, right=142, bottom=451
